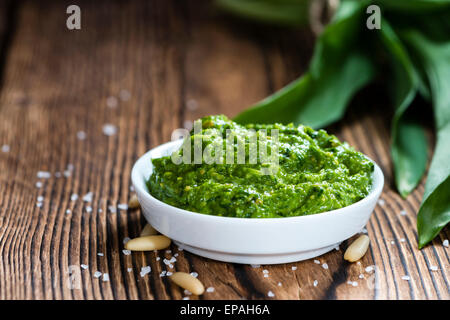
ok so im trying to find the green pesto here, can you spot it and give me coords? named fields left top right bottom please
left=147, top=115, right=374, bottom=218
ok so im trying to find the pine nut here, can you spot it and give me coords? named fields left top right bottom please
left=169, top=272, right=205, bottom=295
left=140, top=223, right=158, bottom=237
left=344, top=235, right=370, bottom=262
left=128, top=194, right=140, bottom=209
left=125, top=235, right=171, bottom=251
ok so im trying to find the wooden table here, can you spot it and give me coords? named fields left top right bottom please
left=0, top=0, right=448, bottom=300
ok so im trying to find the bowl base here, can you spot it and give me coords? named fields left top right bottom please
left=173, top=241, right=341, bottom=265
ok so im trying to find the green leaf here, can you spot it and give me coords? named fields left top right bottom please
left=401, top=31, right=450, bottom=248
left=234, top=0, right=374, bottom=128
left=379, top=21, right=427, bottom=197
left=215, top=0, right=310, bottom=26
left=417, top=175, right=450, bottom=248
left=392, top=121, right=428, bottom=197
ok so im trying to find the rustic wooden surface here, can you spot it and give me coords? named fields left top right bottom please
left=0, top=0, right=448, bottom=300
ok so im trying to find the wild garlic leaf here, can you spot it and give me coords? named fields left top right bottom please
left=401, top=31, right=450, bottom=248
left=379, top=21, right=427, bottom=197
left=417, top=176, right=450, bottom=249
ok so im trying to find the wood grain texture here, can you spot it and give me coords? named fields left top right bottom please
left=0, top=0, right=448, bottom=300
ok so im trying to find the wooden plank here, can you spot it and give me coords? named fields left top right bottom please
left=0, top=0, right=448, bottom=300
left=0, top=0, right=188, bottom=300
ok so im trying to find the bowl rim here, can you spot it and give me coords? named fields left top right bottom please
left=131, top=140, right=384, bottom=224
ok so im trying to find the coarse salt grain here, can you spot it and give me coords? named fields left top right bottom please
left=122, top=249, right=131, bottom=255
left=166, top=272, right=173, bottom=276
left=1, top=144, right=10, bottom=153
left=108, top=205, right=117, bottom=213
left=430, top=266, right=438, bottom=271
left=443, top=239, right=449, bottom=248
left=85, top=206, right=92, bottom=213
left=127, top=268, right=132, bottom=272
left=54, top=172, right=61, bottom=178
left=206, top=287, right=215, bottom=293
left=81, top=264, right=88, bottom=270
left=119, top=90, right=131, bottom=101
left=36, top=182, right=43, bottom=188
left=400, top=210, right=407, bottom=216
left=378, top=199, right=385, bottom=206
left=352, top=281, right=358, bottom=287
left=365, top=266, right=374, bottom=273
left=77, top=131, right=87, bottom=140
left=106, top=96, right=118, bottom=108
left=182, top=297, right=190, bottom=300
left=190, top=272, right=198, bottom=278
left=401, top=275, right=410, bottom=281
left=123, top=237, right=130, bottom=244
left=97, top=253, right=104, bottom=256
left=166, top=250, right=172, bottom=254
left=263, top=274, right=269, bottom=278
left=251, top=264, right=260, bottom=268
left=359, top=274, right=364, bottom=279
left=140, top=266, right=151, bottom=277
left=183, top=120, right=193, bottom=131
left=322, top=263, right=329, bottom=270
left=37, top=171, right=51, bottom=179
left=262, top=269, right=269, bottom=274
left=82, top=192, right=93, bottom=202
left=94, top=271, right=102, bottom=278
left=71, top=194, right=78, bottom=201
left=291, top=266, right=297, bottom=271
left=102, top=124, right=117, bottom=136
left=314, top=260, right=320, bottom=264
left=118, top=203, right=128, bottom=211
left=102, top=273, right=109, bottom=282
left=66, top=209, right=71, bottom=214
left=156, top=257, right=161, bottom=261
left=313, top=280, right=318, bottom=287
left=36, top=202, right=42, bottom=208
left=184, top=289, right=192, bottom=296
left=267, top=291, right=275, bottom=297
left=400, top=238, right=406, bottom=242
left=278, top=282, right=282, bottom=287
left=186, top=99, right=198, bottom=110
left=37, top=196, right=44, bottom=202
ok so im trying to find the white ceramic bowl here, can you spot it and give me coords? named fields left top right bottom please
left=131, top=140, right=384, bottom=265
